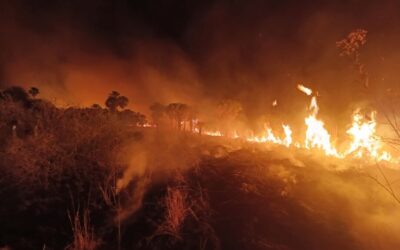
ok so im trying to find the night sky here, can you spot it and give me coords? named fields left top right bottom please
left=1, top=0, right=400, bottom=123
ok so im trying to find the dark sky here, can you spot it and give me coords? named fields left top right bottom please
left=1, top=0, right=400, bottom=124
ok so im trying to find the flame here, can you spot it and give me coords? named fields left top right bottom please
left=247, top=124, right=292, bottom=148
left=304, top=96, right=339, bottom=156
left=346, top=111, right=391, bottom=160
left=282, top=124, right=293, bottom=147
left=191, top=85, right=394, bottom=163
left=204, top=130, right=223, bottom=137
left=140, top=123, right=156, bottom=128
left=297, top=84, right=313, bottom=96
left=305, top=115, right=339, bottom=156
left=309, top=96, right=319, bottom=115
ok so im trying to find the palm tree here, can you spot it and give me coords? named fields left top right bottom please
left=105, top=91, right=129, bottom=112
left=28, top=87, right=39, bottom=98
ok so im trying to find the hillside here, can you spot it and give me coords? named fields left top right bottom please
left=0, top=89, right=399, bottom=250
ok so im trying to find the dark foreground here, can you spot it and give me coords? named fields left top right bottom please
left=1, top=132, right=400, bottom=250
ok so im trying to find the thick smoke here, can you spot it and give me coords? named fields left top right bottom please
left=2, top=2, right=400, bottom=248
left=1, top=0, right=400, bottom=125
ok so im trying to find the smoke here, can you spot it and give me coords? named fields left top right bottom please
left=2, top=0, right=400, bottom=125
left=0, top=0, right=204, bottom=112
left=113, top=129, right=204, bottom=221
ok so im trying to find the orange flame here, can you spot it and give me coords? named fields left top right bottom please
left=346, top=111, right=391, bottom=161
left=197, top=85, right=394, bottom=163
left=297, top=84, right=313, bottom=96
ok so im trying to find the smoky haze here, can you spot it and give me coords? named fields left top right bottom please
left=1, top=0, right=400, bottom=123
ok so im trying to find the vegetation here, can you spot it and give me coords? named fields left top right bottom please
left=0, top=86, right=399, bottom=250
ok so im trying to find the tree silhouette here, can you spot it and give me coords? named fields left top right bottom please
left=165, top=103, right=189, bottom=130
left=217, top=99, right=243, bottom=136
left=336, top=29, right=369, bottom=88
left=217, top=99, right=242, bottom=121
left=105, top=91, right=129, bottom=112
left=150, top=102, right=165, bottom=126
left=28, top=87, right=39, bottom=98
left=1, top=86, right=31, bottom=107
left=197, top=121, right=205, bottom=135
left=119, top=109, right=146, bottom=126
left=91, top=104, right=102, bottom=109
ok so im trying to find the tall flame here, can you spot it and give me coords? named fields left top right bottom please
left=196, top=85, right=394, bottom=163
left=304, top=96, right=338, bottom=156
left=346, top=111, right=391, bottom=161
left=282, top=124, right=292, bottom=147
left=297, top=84, right=313, bottom=96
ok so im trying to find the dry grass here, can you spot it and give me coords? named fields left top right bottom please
left=157, top=186, right=190, bottom=239
left=66, top=209, right=99, bottom=250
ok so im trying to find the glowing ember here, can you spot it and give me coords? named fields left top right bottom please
left=297, top=84, right=313, bottom=96
left=204, top=130, right=223, bottom=137
left=141, top=123, right=156, bottom=128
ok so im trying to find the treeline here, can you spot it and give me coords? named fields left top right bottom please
left=0, top=85, right=246, bottom=249
left=0, top=85, right=230, bottom=249
left=0, top=86, right=148, bottom=142
left=0, top=86, right=149, bottom=248
left=148, top=99, right=246, bottom=137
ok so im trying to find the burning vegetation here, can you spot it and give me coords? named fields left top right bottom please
left=0, top=58, right=400, bottom=249
left=1, top=1, right=400, bottom=249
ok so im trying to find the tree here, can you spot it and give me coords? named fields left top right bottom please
left=118, top=109, right=147, bottom=126
left=105, top=91, right=129, bottom=112
left=28, top=87, right=39, bottom=98
left=197, top=121, right=205, bottom=135
left=165, top=103, right=189, bottom=130
left=336, top=29, right=368, bottom=88
left=217, top=99, right=242, bottom=121
left=1, top=86, right=30, bottom=104
left=149, top=102, right=165, bottom=126
left=217, top=99, right=243, bottom=136
left=186, top=107, right=198, bottom=132
left=91, top=104, right=102, bottom=109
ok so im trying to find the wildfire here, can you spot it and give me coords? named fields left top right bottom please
left=282, top=124, right=292, bottom=147
left=199, top=84, right=394, bottom=163
left=247, top=124, right=292, bottom=148
left=297, top=84, right=313, bottom=96
left=346, top=111, right=391, bottom=161
left=204, top=130, right=223, bottom=137
left=305, top=116, right=339, bottom=157
left=303, top=94, right=339, bottom=157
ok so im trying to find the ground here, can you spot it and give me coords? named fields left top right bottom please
left=1, top=123, right=400, bottom=250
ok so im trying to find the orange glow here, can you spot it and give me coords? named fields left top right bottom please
left=304, top=96, right=339, bottom=157
left=346, top=111, right=391, bottom=161
left=204, top=130, right=223, bottom=137
left=199, top=85, right=394, bottom=163
left=297, top=84, right=313, bottom=96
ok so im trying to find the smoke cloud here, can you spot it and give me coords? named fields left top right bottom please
left=1, top=0, right=400, bottom=124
